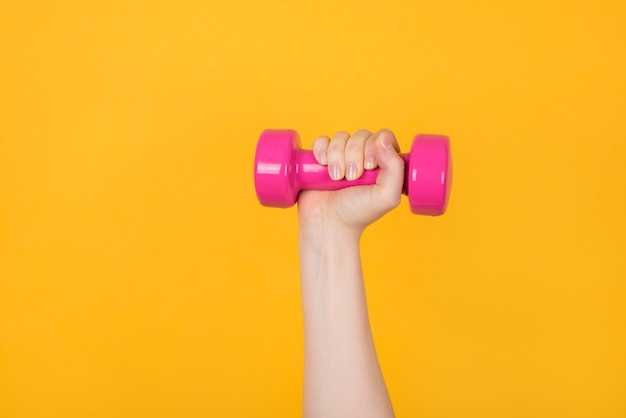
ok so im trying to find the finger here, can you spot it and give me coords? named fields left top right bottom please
left=327, top=131, right=350, bottom=180
left=372, top=128, right=401, bottom=152
left=344, top=129, right=372, bottom=181
left=312, top=135, right=330, bottom=165
left=363, top=133, right=378, bottom=170
left=373, top=130, right=405, bottom=212
left=364, top=129, right=401, bottom=170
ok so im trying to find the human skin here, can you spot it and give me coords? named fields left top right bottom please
left=298, top=129, right=403, bottom=418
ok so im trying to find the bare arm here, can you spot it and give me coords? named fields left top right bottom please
left=297, top=129, right=403, bottom=418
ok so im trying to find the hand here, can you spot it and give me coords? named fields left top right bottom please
left=297, top=129, right=405, bottom=236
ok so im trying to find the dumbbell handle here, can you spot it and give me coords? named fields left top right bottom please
left=295, top=150, right=410, bottom=192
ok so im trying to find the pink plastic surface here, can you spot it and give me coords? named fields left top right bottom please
left=254, top=129, right=452, bottom=215
left=254, top=129, right=300, bottom=208
left=407, top=135, right=452, bottom=215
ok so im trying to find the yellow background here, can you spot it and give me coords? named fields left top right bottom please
left=1, top=1, right=625, bottom=417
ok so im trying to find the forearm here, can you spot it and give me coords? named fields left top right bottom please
left=299, top=224, right=394, bottom=418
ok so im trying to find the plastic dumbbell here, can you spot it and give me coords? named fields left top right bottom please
left=254, top=129, right=452, bottom=216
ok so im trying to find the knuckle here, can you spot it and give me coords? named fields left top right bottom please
left=353, top=129, right=372, bottom=137
left=364, top=135, right=378, bottom=150
left=312, top=142, right=327, bottom=154
left=326, top=146, right=343, bottom=162
left=344, top=140, right=362, bottom=155
left=333, top=131, right=350, bottom=139
left=312, top=135, right=328, bottom=146
left=328, top=134, right=348, bottom=151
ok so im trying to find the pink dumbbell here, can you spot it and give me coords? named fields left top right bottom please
left=254, top=129, right=452, bottom=216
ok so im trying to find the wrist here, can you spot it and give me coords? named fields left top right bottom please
left=298, top=221, right=362, bottom=285
left=298, top=221, right=364, bottom=293
left=299, top=220, right=362, bottom=251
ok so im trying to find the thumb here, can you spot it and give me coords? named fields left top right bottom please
left=373, top=131, right=405, bottom=213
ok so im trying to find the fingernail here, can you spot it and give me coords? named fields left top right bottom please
left=346, top=162, right=357, bottom=180
left=364, top=155, right=375, bottom=169
left=380, top=132, right=391, bottom=150
left=330, top=163, right=341, bottom=180
left=319, top=150, right=327, bottom=165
